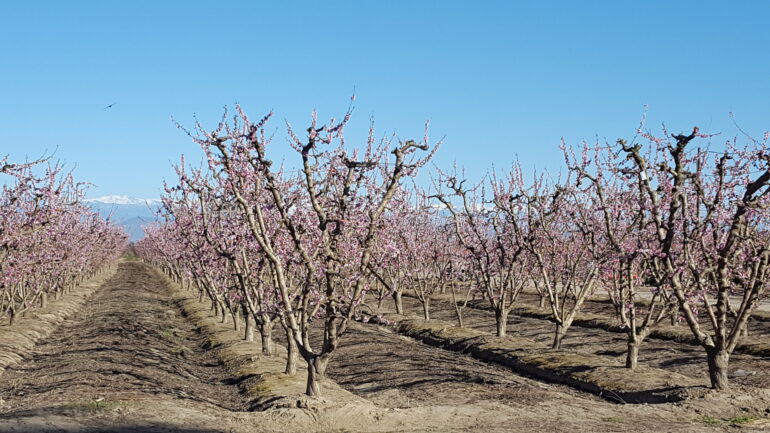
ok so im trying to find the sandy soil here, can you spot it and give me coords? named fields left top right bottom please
left=0, top=261, right=762, bottom=432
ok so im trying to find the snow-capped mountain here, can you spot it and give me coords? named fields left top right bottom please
left=85, top=196, right=162, bottom=242
left=85, top=195, right=162, bottom=206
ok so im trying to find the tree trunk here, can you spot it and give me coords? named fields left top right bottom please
left=706, top=347, right=730, bottom=391
left=393, top=290, right=404, bottom=315
left=281, top=322, right=298, bottom=375
left=552, top=323, right=567, bottom=349
left=494, top=309, right=507, bottom=337
left=625, top=340, right=640, bottom=369
left=219, top=303, right=228, bottom=324
left=40, top=292, right=48, bottom=308
left=305, top=356, right=329, bottom=397
left=740, top=319, right=749, bottom=337
left=231, top=310, right=240, bottom=331
left=422, top=298, right=430, bottom=320
left=538, top=295, right=546, bottom=308
left=285, top=337, right=298, bottom=375
left=455, top=306, right=464, bottom=328
left=259, top=322, right=273, bottom=355
left=243, top=311, right=255, bottom=342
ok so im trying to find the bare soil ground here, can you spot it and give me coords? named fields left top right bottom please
left=0, top=261, right=763, bottom=432
left=0, top=261, right=249, bottom=431
left=279, top=319, right=589, bottom=408
left=399, top=295, right=770, bottom=389
left=326, top=322, right=558, bottom=407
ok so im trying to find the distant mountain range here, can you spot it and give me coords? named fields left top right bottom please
left=84, top=195, right=162, bottom=206
left=85, top=195, right=162, bottom=242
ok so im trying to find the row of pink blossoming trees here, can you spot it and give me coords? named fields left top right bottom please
left=135, top=103, right=770, bottom=395
left=0, top=157, right=127, bottom=326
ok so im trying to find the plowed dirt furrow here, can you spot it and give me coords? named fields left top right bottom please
left=399, top=296, right=770, bottom=388
left=0, top=261, right=246, bottom=413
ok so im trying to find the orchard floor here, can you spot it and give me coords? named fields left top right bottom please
left=397, top=296, right=770, bottom=389
left=0, top=261, right=764, bottom=432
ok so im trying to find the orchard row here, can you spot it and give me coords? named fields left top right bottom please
left=135, top=104, right=770, bottom=396
left=0, top=158, right=127, bottom=325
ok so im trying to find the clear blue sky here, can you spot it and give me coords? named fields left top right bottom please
left=2, top=1, right=769, bottom=198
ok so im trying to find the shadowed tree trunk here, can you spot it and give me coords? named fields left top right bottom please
left=258, top=320, right=273, bottom=355
left=393, top=290, right=404, bottom=315
left=706, top=347, right=730, bottom=391
left=552, top=323, right=567, bottom=349
left=231, top=309, right=240, bottom=331
left=626, top=341, right=640, bottom=368
left=282, top=321, right=298, bottom=375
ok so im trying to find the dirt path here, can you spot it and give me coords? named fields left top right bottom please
left=0, top=260, right=248, bottom=431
